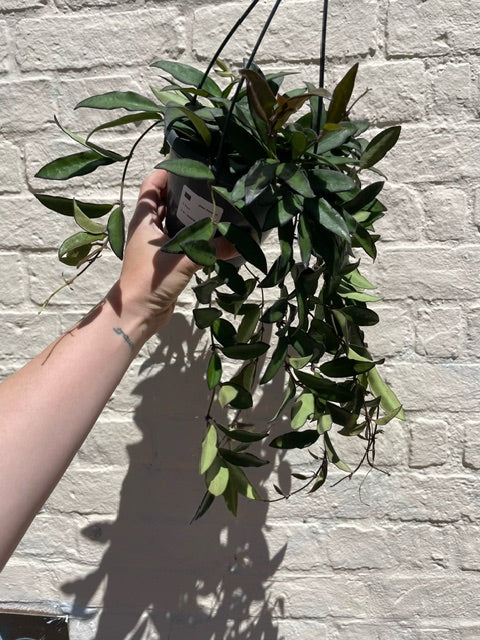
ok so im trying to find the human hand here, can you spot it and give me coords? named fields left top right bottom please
left=110, top=170, right=235, bottom=338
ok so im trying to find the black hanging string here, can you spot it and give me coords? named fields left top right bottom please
left=316, top=0, right=329, bottom=138
left=196, top=0, right=265, bottom=96
left=214, top=0, right=285, bottom=173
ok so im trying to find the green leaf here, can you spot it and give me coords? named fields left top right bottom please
left=155, top=158, right=214, bottom=180
left=237, top=305, right=261, bottom=343
left=162, top=218, right=214, bottom=253
left=212, top=318, right=237, bottom=347
left=151, top=60, right=223, bottom=97
left=345, top=269, right=377, bottom=290
left=289, top=354, right=313, bottom=369
left=215, top=259, right=247, bottom=295
left=260, top=298, right=288, bottom=324
left=314, top=127, right=353, bottom=154
left=207, top=351, right=222, bottom=389
left=193, top=276, right=222, bottom=304
left=278, top=164, right=315, bottom=198
left=326, top=63, right=359, bottom=124
left=217, top=222, right=267, bottom=274
left=317, top=412, right=333, bottom=434
left=291, top=392, right=315, bottom=429
left=218, top=384, right=239, bottom=409
left=320, top=357, right=375, bottom=378
left=328, top=403, right=358, bottom=431
left=244, top=159, right=278, bottom=205
left=107, top=206, right=125, bottom=259
left=191, top=490, right=215, bottom=522
left=270, top=377, right=296, bottom=421
left=35, top=151, right=115, bottom=180
left=294, top=369, right=353, bottom=402
left=324, top=432, right=352, bottom=472
left=307, top=198, right=350, bottom=243
left=359, top=126, right=401, bottom=169
left=223, top=480, right=238, bottom=516
left=309, top=458, right=328, bottom=493
left=377, top=405, right=404, bottom=426
left=343, top=181, right=385, bottom=213
left=367, top=367, right=405, bottom=420
left=76, top=91, right=160, bottom=112
left=86, top=112, right=162, bottom=138
left=73, top=200, right=106, bottom=234
left=193, top=307, right=222, bottom=329
left=226, top=463, right=259, bottom=500
left=260, top=337, right=288, bottom=384
left=34, top=194, right=113, bottom=219
left=339, top=291, right=382, bottom=303
left=240, top=68, right=276, bottom=125
left=207, top=460, right=230, bottom=496
left=310, top=169, right=357, bottom=194
left=181, top=239, right=216, bottom=266
left=222, top=342, right=269, bottom=360
left=216, top=423, right=270, bottom=443
left=58, top=231, right=102, bottom=265
left=53, top=116, right=126, bottom=161
left=219, top=449, right=269, bottom=468
left=174, top=105, right=212, bottom=148
left=270, top=429, right=319, bottom=449
left=200, top=424, right=218, bottom=474
left=340, top=306, right=379, bottom=326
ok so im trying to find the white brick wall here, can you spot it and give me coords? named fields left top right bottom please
left=1, top=0, right=479, bottom=638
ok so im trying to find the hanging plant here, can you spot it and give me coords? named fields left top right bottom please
left=34, top=0, right=404, bottom=519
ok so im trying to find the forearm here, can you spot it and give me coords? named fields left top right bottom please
left=0, top=288, right=149, bottom=569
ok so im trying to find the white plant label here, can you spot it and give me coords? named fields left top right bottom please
left=176, top=184, right=224, bottom=226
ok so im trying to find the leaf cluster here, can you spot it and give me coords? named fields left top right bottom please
left=34, top=58, right=404, bottom=519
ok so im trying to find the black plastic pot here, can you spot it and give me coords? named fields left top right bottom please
left=165, top=129, right=249, bottom=239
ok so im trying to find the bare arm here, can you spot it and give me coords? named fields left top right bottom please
left=0, top=171, right=200, bottom=570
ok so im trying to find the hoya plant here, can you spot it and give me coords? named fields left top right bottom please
left=34, top=0, right=404, bottom=519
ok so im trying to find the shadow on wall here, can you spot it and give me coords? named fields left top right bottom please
left=61, top=313, right=289, bottom=639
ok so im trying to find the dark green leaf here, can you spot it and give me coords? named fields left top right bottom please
left=216, top=423, right=270, bottom=443
left=107, top=207, right=125, bottom=259
left=207, top=351, right=222, bottom=389
left=222, top=342, right=269, bottom=360
left=87, top=112, right=162, bottom=137
left=155, top=158, right=214, bottom=180
left=151, top=60, right=223, bottom=97
left=320, top=357, right=375, bottom=377
left=193, top=276, right=222, bottom=304
left=270, top=377, right=296, bottom=421
left=324, top=432, right=352, bottom=472
left=260, top=298, right=288, bottom=323
left=76, top=91, right=161, bottom=112
left=215, top=259, right=247, bottom=295
left=226, top=463, right=259, bottom=500
left=260, top=337, right=288, bottom=384
left=343, top=181, right=385, bottom=213
left=278, top=164, right=315, bottom=198
left=200, top=423, right=218, bottom=474
left=181, top=239, right=216, bottom=266
left=326, top=63, right=359, bottom=124
left=359, top=126, right=401, bottom=169
left=191, top=490, right=215, bottom=522
left=310, top=169, right=357, bottom=194
left=295, top=369, right=353, bottom=402
left=35, top=151, right=115, bottom=180
left=212, top=318, right=237, bottom=347
left=237, top=305, right=261, bottom=342
left=340, top=306, right=379, bottom=326
left=217, top=222, right=267, bottom=274
left=219, top=449, right=269, bottom=468
left=244, top=159, right=278, bottom=205
left=240, top=68, right=276, bottom=124
left=314, top=127, right=352, bottom=154
left=309, top=458, right=328, bottom=493
left=35, top=194, right=113, bottom=219
left=58, top=231, right=102, bottom=264
left=307, top=198, right=350, bottom=243
left=270, top=429, right=319, bottom=449
left=162, top=218, right=214, bottom=253
left=193, top=307, right=222, bottom=329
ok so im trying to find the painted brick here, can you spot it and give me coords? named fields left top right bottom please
left=409, top=418, right=449, bottom=468
left=387, top=0, right=480, bottom=57
left=430, top=63, right=474, bottom=117
left=422, top=186, right=470, bottom=241
left=365, top=304, right=413, bottom=358
left=193, top=0, right=378, bottom=63
left=0, top=0, right=47, bottom=9
left=15, top=9, right=185, bottom=72
left=463, top=420, right=480, bottom=471
left=0, top=21, right=8, bottom=73
left=0, top=79, right=55, bottom=133
left=376, top=184, right=424, bottom=242
left=0, top=143, right=24, bottom=193
left=415, top=305, right=462, bottom=358
left=0, top=312, right=60, bottom=361
left=0, top=252, right=26, bottom=305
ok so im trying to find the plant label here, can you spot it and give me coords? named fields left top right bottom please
left=177, top=184, right=223, bottom=226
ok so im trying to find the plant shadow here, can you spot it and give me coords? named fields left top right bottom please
left=61, top=313, right=289, bottom=639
